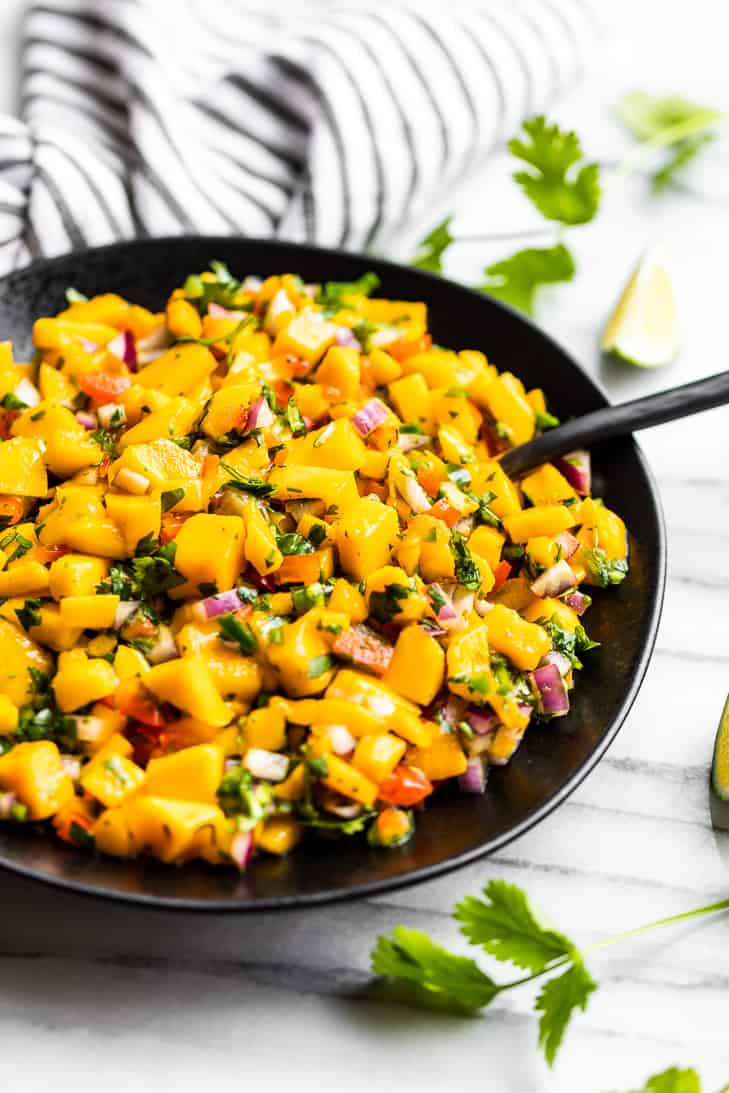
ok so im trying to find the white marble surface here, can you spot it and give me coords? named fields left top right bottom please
left=2, top=2, right=729, bottom=1090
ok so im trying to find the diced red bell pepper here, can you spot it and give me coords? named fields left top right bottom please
left=79, top=371, right=131, bottom=403
left=387, top=334, right=432, bottom=362
left=492, top=560, right=511, bottom=591
left=332, top=623, right=394, bottom=677
left=378, top=765, right=433, bottom=806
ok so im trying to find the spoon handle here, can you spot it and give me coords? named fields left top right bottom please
left=499, top=368, right=729, bottom=479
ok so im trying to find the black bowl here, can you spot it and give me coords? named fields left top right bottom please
left=0, top=237, right=666, bottom=910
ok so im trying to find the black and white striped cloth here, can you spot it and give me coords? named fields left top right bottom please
left=0, top=0, right=597, bottom=273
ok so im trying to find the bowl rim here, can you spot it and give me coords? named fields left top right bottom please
left=0, top=236, right=667, bottom=912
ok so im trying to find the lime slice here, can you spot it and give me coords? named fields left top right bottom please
left=711, top=694, right=729, bottom=801
left=601, top=251, right=679, bottom=368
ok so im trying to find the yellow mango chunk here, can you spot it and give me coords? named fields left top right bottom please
left=388, top=373, right=431, bottom=427
left=93, top=807, right=132, bottom=858
left=316, top=346, right=361, bottom=399
left=141, top=744, right=224, bottom=804
left=485, top=603, right=550, bottom=672
left=352, top=732, right=406, bottom=783
left=365, top=566, right=428, bottom=623
left=327, top=579, right=367, bottom=622
left=256, top=817, right=303, bottom=855
left=384, top=625, right=445, bottom=706
left=0, top=437, right=48, bottom=496
left=0, top=561, right=49, bottom=597
left=409, top=732, right=468, bottom=781
left=118, top=396, right=199, bottom=448
left=145, top=655, right=231, bottom=727
left=48, top=554, right=108, bottom=600
left=468, top=525, right=505, bottom=570
left=53, top=655, right=119, bottom=712
left=26, top=603, right=84, bottom=652
left=322, top=754, right=378, bottom=806
left=483, top=373, right=536, bottom=446
left=503, top=505, right=577, bottom=543
left=521, top=463, right=577, bottom=506
left=287, top=418, right=367, bottom=472
left=0, top=617, right=52, bottom=705
left=446, top=623, right=492, bottom=704
left=244, top=705, right=286, bottom=752
left=0, top=694, right=18, bottom=733
left=122, top=795, right=225, bottom=863
left=325, top=670, right=434, bottom=747
left=59, top=594, right=120, bottom=629
left=268, top=465, right=359, bottom=510
left=335, top=498, right=399, bottom=582
left=110, top=437, right=200, bottom=488
left=274, top=311, right=336, bottom=364
left=113, top=644, right=150, bottom=680
left=240, top=497, right=282, bottom=576
left=0, top=741, right=74, bottom=819
left=134, top=343, right=218, bottom=396
left=173, top=513, right=245, bottom=593
left=201, top=383, right=259, bottom=439
left=577, top=498, right=627, bottom=560
left=266, top=609, right=337, bottom=697
left=105, top=494, right=161, bottom=554
left=81, top=750, right=145, bottom=808
left=523, top=597, right=579, bottom=631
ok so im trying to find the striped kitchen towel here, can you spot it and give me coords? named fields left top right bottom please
left=0, top=0, right=597, bottom=273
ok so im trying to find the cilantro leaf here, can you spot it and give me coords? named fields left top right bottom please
left=455, top=880, right=574, bottom=973
left=449, top=532, right=481, bottom=591
left=618, top=1067, right=702, bottom=1093
left=160, top=487, right=185, bottom=513
left=183, top=261, right=246, bottom=313
left=582, top=546, right=629, bottom=588
left=479, top=243, right=575, bottom=316
left=317, top=272, right=380, bottom=310
left=371, top=927, right=499, bottom=1012
left=285, top=396, right=307, bottom=437
left=15, top=598, right=42, bottom=631
left=509, top=116, right=601, bottom=225
left=221, top=462, right=275, bottom=498
left=412, top=215, right=455, bottom=273
left=0, top=392, right=27, bottom=410
left=535, top=959, right=596, bottom=1067
left=615, top=91, right=725, bottom=193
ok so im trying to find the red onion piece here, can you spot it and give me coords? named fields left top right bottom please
left=541, top=650, right=572, bottom=677
left=229, top=830, right=254, bottom=870
left=75, top=410, right=98, bottom=430
left=458, top=758, right=488, bottom=794
left=61, top=755, right=82, bottom=782
left=194, top=588, right=244, bottom=620
left=72, top=715, right=108, bottom=743
left=530, top=559, right=577, bottom=599
left=326, top=724, right=356, bottom=755
left=467, top=708, right=499, bottom=735
left=14, top=378, right=40, bottom=406
left=108, top=330, right=137, bottom=371
left=242, top=276, right=262, bottom=292
left=397, top=431, right=429, bottom=451
left=147, top=625, right=178, bottom=664
left=0, top=791, right=18, bottom=818
left=351, top=398, right=389, bottom=437
left=244, top=748, right=289, bottom=782
left=554, top=531, right=580, bottom=560
left=564, top=590, right=589, bottom=616
left=208, top=302, right=245, bottom=320
left=427, top=583, right=457, bottom=621
left=113, top=600, right=140, bottom=630
left=532, top=663, right=570, bottom=717
left=555, top=450, right=591, bottom=495
left=475, top=599, right=494, bottom=617
left=333, top=325, right=361, bottom=350
left=241, top=396, right=275, bottom=434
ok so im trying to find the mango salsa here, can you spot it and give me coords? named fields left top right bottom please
left=0, top=262, right=626, bottom=870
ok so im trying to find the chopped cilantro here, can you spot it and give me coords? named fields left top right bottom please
left=450, top=532, right=482, bottom=591
left=160, top=487, right=185, bottom=513
left=368, top=583, right=410, bottom=623
left=307, top=653, right=334, bottom=678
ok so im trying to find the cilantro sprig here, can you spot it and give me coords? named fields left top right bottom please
left=370, top=879, right=729, bottom=1067
left=411, top=115, right=600, bottom=316
left=616, top=91, right=726, bottom=192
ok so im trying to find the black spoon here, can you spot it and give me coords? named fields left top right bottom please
left=499, top=368, right=729, bottom=479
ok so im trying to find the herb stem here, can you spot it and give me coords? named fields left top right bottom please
left=586, top=897, right=729, bottom=954
left=617, top=112, right=729, bottom=180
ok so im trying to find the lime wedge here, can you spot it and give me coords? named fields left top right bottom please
left=601, top=251, right=679, bottom=368
left=711, top=694, right=729, bottom=801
